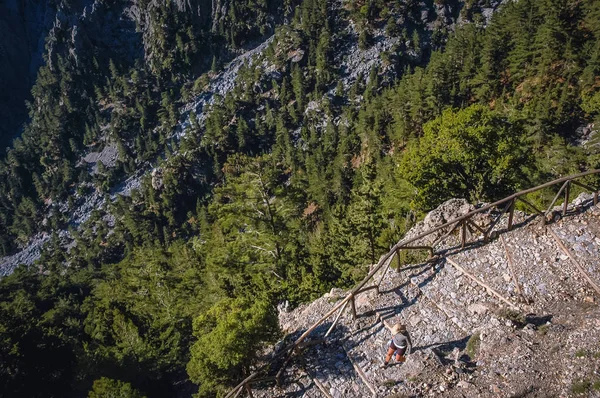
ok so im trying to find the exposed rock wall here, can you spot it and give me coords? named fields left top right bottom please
left=0, top=0, right=54, bottom=145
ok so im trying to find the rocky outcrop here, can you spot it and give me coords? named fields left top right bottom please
left=254, top=197, right=600, bottom=397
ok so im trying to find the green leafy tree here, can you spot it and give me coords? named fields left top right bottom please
left=400, top=105, right=530, bottom=209
left=346, top=163, right=387, bottom=265
left=203, top=154, right=301, bottom=298
left=186, top=297, right=279, bottom=397
left=88, top=378, right=146, bottom=398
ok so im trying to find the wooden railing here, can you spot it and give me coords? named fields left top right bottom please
left=225, top=169, right=600, bottom=398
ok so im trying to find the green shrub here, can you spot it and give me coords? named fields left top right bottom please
left=466, top=332, right=481, bottom=359
left=575, top=349, right=587, bottom=358
left=497, top=309, right=526, bottom=327
left=571, top=379, right=591, bottom=394
left=88, top=378, right=146, bottom=398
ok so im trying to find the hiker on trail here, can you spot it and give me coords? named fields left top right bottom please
left=381, top=321, right=412, bottom=368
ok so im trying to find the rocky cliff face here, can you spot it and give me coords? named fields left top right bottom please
left=0, top=0, right=143, bottom=145
left=0, top=0, right=283, bottom=148
left=0, top=0, right=54, bottom=146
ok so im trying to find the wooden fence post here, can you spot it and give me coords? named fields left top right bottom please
left=350, top=294, right=357, bottom=320
left=244, top=384, right=254, bottom=398
left=325, top=301, right=350, bottom=338
left=508, top=200, right=515, bottom=230
left=376, top=255, right=393, bottom=293
left=461, top=220, right=467, bottom=248
left=563, top=180, right=570, bottom=216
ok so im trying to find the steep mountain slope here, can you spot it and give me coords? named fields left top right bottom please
left=0, top=34, right=275, bottom=275
left=0, top=0, right=502, bottom=271
left=1, top=1, right=600, bottom=397
left=0, top=0, right=54, bottom=146
left=256, top=196, right=600, bottom=397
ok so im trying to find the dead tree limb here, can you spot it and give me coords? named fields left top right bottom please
left=545, top=180, right=569, bottom=218
left=341, top=345, right=377, bottom=397
left=549, top=228, right=600, bottom=296
left=500, top=235, right=525, bottom=302
left=445, top=258, right=520, bottom=311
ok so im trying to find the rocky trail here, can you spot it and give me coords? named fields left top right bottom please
left=253, top=197, right=600, bottom=397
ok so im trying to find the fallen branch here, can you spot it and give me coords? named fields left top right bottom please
left=548, top=228, right=600, bottom=296
left=500, top=235, right=526, bottom=302
left=445, top=258, right=520, bottom=311
left=341, top=344, right=377, bottom=397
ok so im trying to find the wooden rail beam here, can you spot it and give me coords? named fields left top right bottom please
left=549, top=228, right=600, bottom=296
left=467, top=219, right=486, bottom=236
left=232, top=385, right=244, bottom=398
left=245, top=383, right=255, bottom=398
left=325, top=300, right=350, bottom=337
left=545, top=180, right=569, bottom=219
left=225, top=374, right=261, bottom=398
left=376, top=255, right=393, bottom=292
left=563, top=180, right=570, bottom=216
left=446, top=258, right=520, bottom=311
left=485, top=199, right=514, bottom=239
left=433, top=221, right=461, bottom=247
left=275, top=351, right=296, bottom=387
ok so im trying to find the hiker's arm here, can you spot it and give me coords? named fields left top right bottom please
left=381, top=318, right=393, bottom=331
left=406, top=334, right=413, bottom=355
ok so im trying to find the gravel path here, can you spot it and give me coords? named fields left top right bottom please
left=253, top=199, right=600, bottom=397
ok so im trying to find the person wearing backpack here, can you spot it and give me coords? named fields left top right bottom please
left=381, top=321, right=412, bottom=368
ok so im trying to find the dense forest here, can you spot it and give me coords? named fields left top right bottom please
left=1, top=0, right=600, bottom=397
